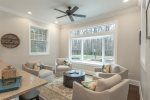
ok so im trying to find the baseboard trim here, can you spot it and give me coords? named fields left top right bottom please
left=129, top=79, right=140, bottom=86
left=139, top=82, right=143, bottom=100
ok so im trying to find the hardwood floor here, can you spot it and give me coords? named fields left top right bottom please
left=38, top=84, right=140, bottom=100
left=128, top=84, right=140, bottom=100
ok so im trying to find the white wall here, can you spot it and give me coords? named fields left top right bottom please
left=0, top=11, right=60, bottom=68
left=140, top=0, right=150, bottom=99
left=60, top=7, right=141, bottom=80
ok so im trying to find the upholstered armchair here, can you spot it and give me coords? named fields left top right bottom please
left=72, top=75, right=129, bottom=100
left=93, top=64, right=128, bottom=79
left=22, top=61, right=53, bottom=81
left=54, top=58, right=72, bottom=76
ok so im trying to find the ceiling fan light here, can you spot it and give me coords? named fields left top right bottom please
left=55, top=21, right=58, bottom=24
left=27, top=11, right=32, bottom=15
left=123, top=0, right=129, bottom=3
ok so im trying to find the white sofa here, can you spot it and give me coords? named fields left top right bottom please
left=22, top=61, right=53, bottom=81
left=72, top=74, right=129, bottom=100
left=94, top=64, right=128, bottom=79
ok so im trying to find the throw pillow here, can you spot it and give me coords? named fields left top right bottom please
left=64, top=59, right=70, bottom=66
left=39, top=64, right=44, bottom=70
left=33, top=63, right=40, bottom=71
left=102, top=64, right=111, bottom=73
left=81, top=80, right=97, bottom=91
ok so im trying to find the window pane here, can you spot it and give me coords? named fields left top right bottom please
left=37, top=41, right=47, bottom=52
left=30, top=26, right=48, bottom=54
left=35, top=33, right=38, bottom=40
left=104, top=36, right=114, bottom=63
left=39, top=34, right=42, bottom=40
left=72, top=40, right=82, bottom=60
left=104, top=36, right=114, bottom=56
left=31, top=40, right=36, bottom=52
left=31, top=32, right=34, bottom=39
left=43, top=32, right=47, bottom=40
left=83, top=38, right=102, bottom=62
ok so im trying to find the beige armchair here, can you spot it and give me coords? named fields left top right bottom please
left=54, top=58, right=72, bottom=76
left=94, top=64, right=128, bottom=79
left=72, top=75, right=129, bottom=100
left=22, top=61, right=53, bottom=81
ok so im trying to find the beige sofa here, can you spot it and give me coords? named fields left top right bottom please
left=94, top=64, right=128, bottom=79
left=54, top=58, right=72, bottom=76
left=22, top=61, right=53, bottom=81
left=72, top=74, right=129, bottom=100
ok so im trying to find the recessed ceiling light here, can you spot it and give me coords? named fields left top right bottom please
left=27, top=11, right=32, bottom=15
left=123, top=0, right=129, bottom=3
left=55, top=21, right=58, bottom=24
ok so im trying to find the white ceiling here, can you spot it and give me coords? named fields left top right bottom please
left=0, top=0, right=138, bottom=25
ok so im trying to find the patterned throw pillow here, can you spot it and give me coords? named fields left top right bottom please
left=81, top=80, right=97, bottom=91
left=33, top=63, right=41, bottom=71
left=102, top=64, right=111, bottom=73
left=64, top=59, right=70, bottom=66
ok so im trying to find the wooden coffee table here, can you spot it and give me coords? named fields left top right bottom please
left=63, top=70, right=85, bottom=88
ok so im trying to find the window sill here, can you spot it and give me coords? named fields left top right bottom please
left=71, top=60, right=104, bottom=66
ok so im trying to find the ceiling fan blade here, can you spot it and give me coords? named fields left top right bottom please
left=73, top=14, right=86, bottom=18
left=70, top=6, right=79, bottom=14
left=54, top=8, right=66, bottom=14
left=69, top=15, right=74, bottom=22
left=56, top=15, right=67, bottom=19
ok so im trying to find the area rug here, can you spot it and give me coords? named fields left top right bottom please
left=37, top=75, right=92, bottom=100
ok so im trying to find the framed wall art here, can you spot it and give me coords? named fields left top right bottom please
left=1, top=33, right=20, bottom=48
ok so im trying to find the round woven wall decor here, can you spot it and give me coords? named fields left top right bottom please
left=1, top=33, right=20, bottom=48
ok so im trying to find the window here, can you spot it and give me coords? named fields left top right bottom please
left=30, top=26, right=49, bottom=55
left=70, top=23, right=116, bottom=64
left=72, top=39, right=82, bottom=60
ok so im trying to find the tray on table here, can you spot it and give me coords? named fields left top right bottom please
left=0, top=76, right=22, bottom=93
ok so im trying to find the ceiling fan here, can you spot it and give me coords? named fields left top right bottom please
left=54, top=6, right=86, bottom=22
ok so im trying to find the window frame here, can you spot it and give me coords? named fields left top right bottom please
left=29, top=25, right=50, bottom=55
left=70, top=35, right=114, bottom=64
left=69, top=22, right=118, bottom=65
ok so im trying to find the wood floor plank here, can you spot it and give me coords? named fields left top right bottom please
left=128, top=84, right=140, bottom=100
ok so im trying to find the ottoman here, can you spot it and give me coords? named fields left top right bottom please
left=39, top=69, right=53, bottom=82
left=20, top=89, right=39, bottom=100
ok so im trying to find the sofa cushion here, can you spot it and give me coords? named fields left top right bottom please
left=95, top=74, right=122, bottom=92
left=20, top=89, right=39, bottom=99
left=81, top=80, right=97, bottom=91
left=56, top=58, right=65, bottom=65
left=26, top=62, right=34, bottom=69
left=111, top=65, right=121, bottom=73
left=26, top=61, right=40, bottom=69
left=39, top=69, right=53, bottom=78
left=57, top=65, right=70, bottom=71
